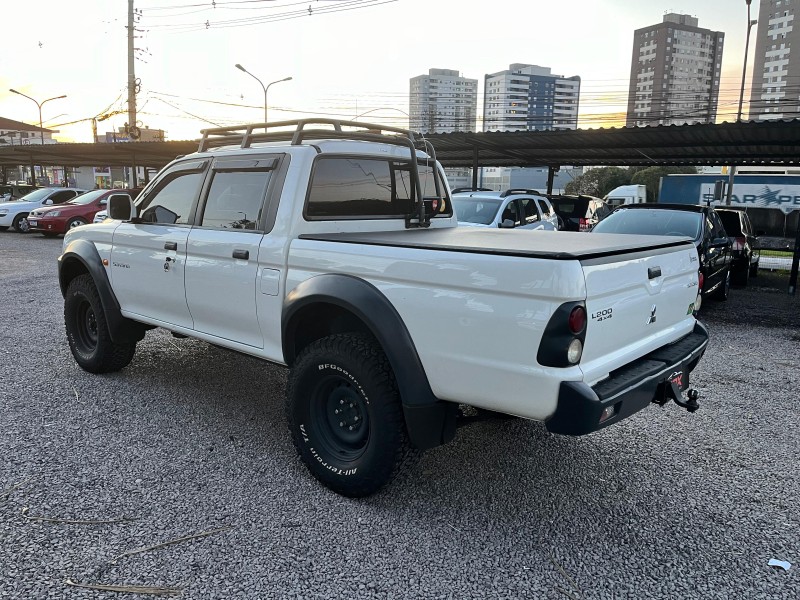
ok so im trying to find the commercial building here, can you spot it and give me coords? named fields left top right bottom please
left=483, top=64, right=580, bottom=132
left=0, top=116, right=57, bottom=146
left=626, top=13, right=725, bottom=127
left=748, top=0, right=800, bottom=120
left=409, top=68, right=478, bottom=133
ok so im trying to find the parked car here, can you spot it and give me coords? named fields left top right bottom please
left=715, top=207, right=761, bottom=286
left=549, top=194, right=612, bottom=231
left=28, top=188, right=141, bottom=236
left=0, top=187, right=88, bottom=233
left=452, top=189, right=559, bottom=230
left=592, top=203, right=733, bottom=307
left=0, top=183, right=36, bottom=202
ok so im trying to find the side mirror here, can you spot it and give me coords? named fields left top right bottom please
left=711, top=237, right=730, bottom=248
left=99, top=199, right=108, bottom=206
left=499, top=219, right=515, bottom=229
left=44, top=199, right=54, bottom=205
left=108, top=194, right=135, bottom=220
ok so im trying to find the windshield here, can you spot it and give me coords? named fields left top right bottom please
left=68, top=190, right=107, bottom=205
left=15, top=188, right=53, bottom=203
left=592, top=208, right=703, bottom=240
left=452, top=197, right=503, bottom=225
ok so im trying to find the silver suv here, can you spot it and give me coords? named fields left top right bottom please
left=452, top=188, right=559, bottom=230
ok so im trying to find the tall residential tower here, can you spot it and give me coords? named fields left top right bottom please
left=483, top=64, right=580, bottom=131
left=748, top=0, right=800, bottom=120
left=626, top=13, right=725, bottom=127
left=409, top=68, right=477, bottom=133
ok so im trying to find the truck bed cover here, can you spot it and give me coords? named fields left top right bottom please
left=299, top=229, right=693, bottom=261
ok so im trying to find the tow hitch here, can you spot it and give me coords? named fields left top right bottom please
left=653, top=374, right=700, bottom=413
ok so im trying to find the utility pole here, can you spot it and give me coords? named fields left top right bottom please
left=127, top=0, right=137, bottom=142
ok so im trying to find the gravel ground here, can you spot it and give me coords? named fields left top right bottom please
left=0, top=231, right=798, bottom=600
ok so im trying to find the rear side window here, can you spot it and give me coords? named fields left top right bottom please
left=200, top=170, right=271, bottom=230
left=306, top=157, right=450, bottom=219
left=50, top=190, right=78, bottom=204
left=535, top=198, right=552, bottom=218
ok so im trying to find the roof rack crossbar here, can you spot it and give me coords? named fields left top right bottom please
left=198, top=118, right=420, bottom=153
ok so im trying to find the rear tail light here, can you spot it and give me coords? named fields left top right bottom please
left=732, top=236, right=746, bottom=251
left=698, top=271, right=704, bottom=291
left=568, top=306, right=586, bottom=334
left=567, top=339, right=583, bottom=364
left=579, top=217, right=589, bottom=231
left=537, top=301, right=587, bottom=368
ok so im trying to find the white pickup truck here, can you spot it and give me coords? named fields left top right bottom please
left=58, top=119, right=708, bottom=497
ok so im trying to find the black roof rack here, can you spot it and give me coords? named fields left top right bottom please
left=198, top=118, right=422, bottom=153
left=451, top=187, right=493, bottom=194
left=499, top=188, right=544, bottom=197
left=197, top=118, right=443, bottom=229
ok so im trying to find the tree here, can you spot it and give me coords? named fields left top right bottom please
left=630, top=166, right=697, bottom=202
left=564, top=167, right=631, bottom=197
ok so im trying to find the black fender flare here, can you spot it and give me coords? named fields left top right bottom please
left=282, top=273, right=457, bottom=450
left=58, top=239, right=145, bottom=344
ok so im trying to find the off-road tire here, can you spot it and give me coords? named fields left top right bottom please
left=12, top=213, right=29, bottom=233
left=64, top=274, right=136, bottom=373
left=285, top=333, right=416, bottom=497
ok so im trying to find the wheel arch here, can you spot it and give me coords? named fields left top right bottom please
left=282, top=274, right=457, bottom=450
left=59, top=239, right=146, bottom=344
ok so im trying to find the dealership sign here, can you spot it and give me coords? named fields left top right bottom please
left=701, top=183, right=800, bottom=214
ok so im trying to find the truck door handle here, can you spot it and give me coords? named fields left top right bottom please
left=232, top=249, right=249, bottom=260
left=164, top=242, right=178, bottom=251
left=648, top=266, right=662, bottom=279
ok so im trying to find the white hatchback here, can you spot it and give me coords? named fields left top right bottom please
left=452, top=189, right=560, bottom=231
left=0, top=187, right=88, bottom=232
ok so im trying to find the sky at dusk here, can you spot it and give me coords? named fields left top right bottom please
left=1, top=0, right=762, bottom=143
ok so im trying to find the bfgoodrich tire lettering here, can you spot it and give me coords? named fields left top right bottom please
left=64, top=274, right=136, bottom=373
left=285, top=333, right=415, bottom=497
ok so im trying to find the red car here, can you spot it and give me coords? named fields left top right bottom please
left=28, top=189, right=141, bottom=236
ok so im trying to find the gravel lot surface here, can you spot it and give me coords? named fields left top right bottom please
left=1, top=231, right=798, bottom=599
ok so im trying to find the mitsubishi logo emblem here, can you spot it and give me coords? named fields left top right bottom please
left=647, top=304, right=657, bottom=325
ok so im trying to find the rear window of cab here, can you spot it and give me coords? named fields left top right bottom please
left=305, top=156, right=451, bottom=219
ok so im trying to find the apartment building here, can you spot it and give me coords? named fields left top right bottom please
left=748, top=0, right=800, bottom=120
left=483, top=64, right=580, bottom=131
left=626, top=13, right=725, bottom=127
left=409, top=68, right=478, bottom=133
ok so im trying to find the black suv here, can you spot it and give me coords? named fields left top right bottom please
left=548, top=195, right=612, bottom=231
left=592, top=203, right=733, bottom=306
left=715, top=208, right=761, bottom=286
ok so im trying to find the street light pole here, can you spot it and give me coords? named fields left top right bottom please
left=264, top=76, right=292, bottom=124
left=9, top=89, right=67, bottom=145
left=726, top=0, right=757, bottom=205
left=234, top=64, right=292, bottom=129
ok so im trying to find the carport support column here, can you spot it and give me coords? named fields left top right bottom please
left=471, top=146, right=479, bottom=190
left=546, top=166, right=559, bottom=195
left=130, top=156, right=138, bottom=187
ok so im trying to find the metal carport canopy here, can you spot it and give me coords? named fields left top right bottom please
left=0, top=140, right=198, bottom=169
left=0, top=118, right=798, bottom=171
left=422, top=119, right=800, bottom=168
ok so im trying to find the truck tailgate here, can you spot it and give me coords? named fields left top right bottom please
left=579, top=241, right=699, bottom=385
